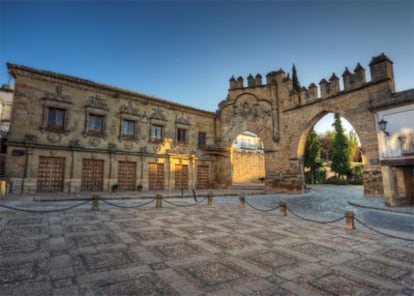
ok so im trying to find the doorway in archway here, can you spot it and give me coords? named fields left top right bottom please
left=231, top=131, right=265, bottom=187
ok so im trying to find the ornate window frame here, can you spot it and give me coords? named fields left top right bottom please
left=119, top=105, right=141, bottom=142
left=40, top=99, right=72, bottom=135
left=83, top=94, right=109, bottom=138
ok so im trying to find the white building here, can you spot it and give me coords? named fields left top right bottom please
left=374, top=89, right=414, bottom=206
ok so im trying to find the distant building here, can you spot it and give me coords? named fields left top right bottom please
left=232, top=131, right=264, bottom=152
left=0, top=83, right=13, bottom=177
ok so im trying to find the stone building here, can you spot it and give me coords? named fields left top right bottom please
left=6, top=64, right=218, bottom=193
left=372, top=89, right=414, bottom=206
left=5, top=53, right=414, bottom=206
left=0, top=83, right=13, bottom=177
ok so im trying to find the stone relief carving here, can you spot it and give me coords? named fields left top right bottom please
left=124, top=142, right=133, bottom=150
left=47, top=132, right=61, bottom=143
left=150, top=108, right=167, bottom=121
left=176, top=116, right=190, bottom=125
left=44, top=84, right=71, bottom=103
left=86, top=94, right=108, bottom=110
left=224, top=100, right=271, bottom=124
left=89, top=137, right=100, bottom=147
left=120, top=103, right=141, bottom=117
left=108, top=143, right=116, bottom=150
left=153, top=145, right=161, bottom=152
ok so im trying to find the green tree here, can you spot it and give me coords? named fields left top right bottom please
left=304, top=129, right=322, bottom=184
left=318, top=130, right=336, bottom=162
left=347, top=130, right=359, bottom=162
left=330, top=113, right=351, bottom=179
left=292, top=64, right=301, bottom=94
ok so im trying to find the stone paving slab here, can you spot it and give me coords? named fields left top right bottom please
left=0, top=202, right=413, bottom=295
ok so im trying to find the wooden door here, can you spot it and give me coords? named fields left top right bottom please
left=81, top=159, right=104, bottom=191
left=197, top=165, right=209, bottom=189
left=175, top=164, right=188, bottom=190
left=37, top=156, right=65, bottom=192
left=148, top=163, right=164, bottom=190
left=118, top=161, right=136, bottom=190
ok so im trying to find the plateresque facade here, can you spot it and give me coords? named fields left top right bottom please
left=5, top=54, right=413, bottom=203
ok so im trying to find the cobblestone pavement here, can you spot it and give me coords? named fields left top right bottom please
left=1, top=196, right=413, bottom=295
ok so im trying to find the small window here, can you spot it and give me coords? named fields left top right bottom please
left=121, top=119, right=135, bottom=138
left=177, top=128, right=187, bottom=145
left=198, top=132, right=206, bottom=147
left=151, top=125, right=163, bottom=141
left=88, top=114, right=104, bottom=135
left=47, top=108, right=65, bottom=131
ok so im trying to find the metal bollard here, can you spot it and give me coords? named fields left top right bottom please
left=279, top=201, right=287, bottom=216
left=155, top=194, right=162, bottom=209
left=207, top=192, right=213, bottom=206
left=345, top=210, right=355, bottom=230
left=92, top=194, right=99, bottom=211
left=239, top=194, right=245, bottom=208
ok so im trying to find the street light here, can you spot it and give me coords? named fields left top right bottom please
left=378, top=118, right=389, bottom=136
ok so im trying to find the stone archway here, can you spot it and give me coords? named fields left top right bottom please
left=216, top=54, right=395, bottom=196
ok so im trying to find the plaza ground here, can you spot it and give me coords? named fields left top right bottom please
left=0, top=185, right=413, bottom=295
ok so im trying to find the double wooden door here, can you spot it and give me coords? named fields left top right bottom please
left=118, top=161, right=136, bottom=190
left=81, top=159, right=104, bottom=191
left=37, top=156, right=65, bottom=192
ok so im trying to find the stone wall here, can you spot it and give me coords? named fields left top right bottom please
left=232, top=151, right=265, bottom=183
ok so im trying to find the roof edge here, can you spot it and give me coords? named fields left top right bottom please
left=7, top=62, right=216, bottom=117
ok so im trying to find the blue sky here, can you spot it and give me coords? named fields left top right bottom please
left=1, top=0, right=413, bottom=133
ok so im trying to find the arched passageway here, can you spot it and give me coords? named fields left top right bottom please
left=231, top=131, right=265, bottom=185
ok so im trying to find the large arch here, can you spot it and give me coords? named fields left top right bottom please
left=216, top=55, right=395, bottom=196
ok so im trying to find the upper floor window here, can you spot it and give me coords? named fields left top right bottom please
left=121, top=119, right=136, bottom=138
left=47, top=108, right=65, bottom=131
left=88, top=114, right=104, bottom=135
left=198, top=132, right=206, bottom=147
left=151, top=124, right=163, bottom=141
left=177, top=128, right=187, bottom=145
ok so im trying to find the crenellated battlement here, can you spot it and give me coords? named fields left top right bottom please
left=228, top=53, right=395, bottom=106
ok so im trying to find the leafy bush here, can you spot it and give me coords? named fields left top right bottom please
left=305, top=168, right=327, bottom=184
left=348, top=164, right=363, bottom=185
left=324, top=176, right=348, bottom=185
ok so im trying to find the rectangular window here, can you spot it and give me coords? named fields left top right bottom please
left=89, top=114, right=104, bottom=135
left=47, top=108, right=65, bottom=130
left=198, top=132, right=206, bottom=147
left=177, top=128, right=187, bottom=144
left=151, top=125, right=163, bottom=141
left=122, top=119, right=135, bottom=138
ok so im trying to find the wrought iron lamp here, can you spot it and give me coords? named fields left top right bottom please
left=378, top=119, right=389, bottom=136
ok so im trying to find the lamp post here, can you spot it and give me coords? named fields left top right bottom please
left=378, top=119, right=389, bottom=136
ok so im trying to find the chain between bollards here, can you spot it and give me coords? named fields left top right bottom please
left=155, top=194, right=162, bottom=209
left=91, top=194, right=99, bottom=211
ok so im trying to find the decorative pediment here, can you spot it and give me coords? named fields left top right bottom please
left=150, top=108, right=167, bottom=121
left=86, top=94, right=109, bottom=110
left=120, top=104, right=141, bottom=117
left=224, top=95, right=271, bottom=124
left=44, top=85, right=71, bottom=103
left=176, top=116, right=190, bottom=125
